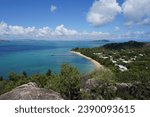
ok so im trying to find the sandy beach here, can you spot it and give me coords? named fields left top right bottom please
left=70, top=51, right=103, bottom=69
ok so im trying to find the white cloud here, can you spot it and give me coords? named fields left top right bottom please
left=115, top=26, right=120, bottom=32
left=0, top=22, right=8, bottom=35
left=0, top=22, right=149, bottom=41
left=137, top=18, right=150, bottom=25
left=122, top=0, right=150, bottom=25
left=8, top=25, right=25, bottom=35
left=50, top=5, right=57, bottom=12
left=0, top=22, right=80, bottom=40
left=55, top=24, right=78, bottom=36
left=87, top=0, right=121, bottom=26
left=36, top=27, right=51, bottom=37
left=87, top=0, right=150, bottom=27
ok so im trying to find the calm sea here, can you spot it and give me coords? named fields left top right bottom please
left=0, top=40, right=108, bottom=79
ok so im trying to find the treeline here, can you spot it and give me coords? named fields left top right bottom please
left=0, top=64, right=81, bottom=100
left=0, top=63, right=150, bottom=99
left=103, top=41, right=146, bottom=50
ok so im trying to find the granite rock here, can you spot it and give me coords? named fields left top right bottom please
left=0, top=82, right=63, bottom=100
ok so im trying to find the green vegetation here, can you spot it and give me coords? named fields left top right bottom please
left=0, top=41, right=150, bottom=100
left=72, top=41, right=150, bottom=83
left=71, top=41, right=150, bottom=99
left=46, top=64, right=81, bottom=99
left=0, top=76, right=3, bottom=81
left=0, top=72, right=30, bottom=95
left=0, top=64, right=81, bottom=100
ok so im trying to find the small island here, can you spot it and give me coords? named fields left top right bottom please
left=93, top=39, right=110, bottom=42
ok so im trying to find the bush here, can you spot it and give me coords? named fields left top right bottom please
left=59, top=64, right=81, bottom=99
left=46, top=69, right=52, bottom=76
left=90, top=68, right=115, bottom=83
left=8, top=72, right=18, bottom=81
left=22, top=71, right=27, bottom=78
left=31, top=74, right=48, bottom=88
left=0, top=76, right=3, bottom=81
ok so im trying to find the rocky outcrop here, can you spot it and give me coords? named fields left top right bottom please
left=84, top=78, right=99, bottom=92
left=81, top=78, right=150, bottom=100
left=0, top=82, right=63, bottom=100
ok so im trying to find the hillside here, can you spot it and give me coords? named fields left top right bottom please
left=103, top=41, right=146, bottom=50
left=72, top=41, right=150, bottom=82
left=71, top=41, right=150, bottom=99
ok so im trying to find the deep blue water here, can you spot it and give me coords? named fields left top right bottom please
left=0, top=40, right=108, bottom=79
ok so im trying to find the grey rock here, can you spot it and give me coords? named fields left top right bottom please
left=0, top=82, right=63, bottom=100
left=114, top=97, right=123, bottom=100
left=96, top=95, right=104, bottom=100
left=84, top=78, right=99, bottom=92
left=108, top=85, right=117, bottom=92
left=129, top=85, right=137, bottom=94
left=116, top=83, right=129, bottom=91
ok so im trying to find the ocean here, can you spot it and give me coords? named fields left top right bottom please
left=0, top=40, right=108, bottom=79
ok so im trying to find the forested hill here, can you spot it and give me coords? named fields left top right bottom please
left=70, top=41, right=150, bottom=99
left=72, top=41, right=150, bottom=83
left=103, top=41, right=147, bottom=50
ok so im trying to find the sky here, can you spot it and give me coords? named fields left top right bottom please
left=0, top=0, right=150, bottom=41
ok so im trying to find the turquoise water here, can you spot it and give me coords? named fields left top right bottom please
left=0, top=40, right=108, bottom=79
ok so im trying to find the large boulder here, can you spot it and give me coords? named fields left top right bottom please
left=116, top=83, right=131, bottom=92
left=0, top=82, right=63, bottom=100
left=84, top=78, right=99, bottom=92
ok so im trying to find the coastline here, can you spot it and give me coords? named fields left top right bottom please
left=70, top=51, right=103, bottom=69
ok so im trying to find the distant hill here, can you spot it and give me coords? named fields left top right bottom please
left=93, top=39, right=110, bottom=42
left=103, top=41, right=147, bottom=50
left=0, top=39, right=10, bottom=42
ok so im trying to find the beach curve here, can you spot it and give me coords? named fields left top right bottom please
left=70, top=51, right=103, bottom=70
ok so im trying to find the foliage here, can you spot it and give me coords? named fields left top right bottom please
left=22, top=71, right=27, bottom=78
left=31, top=74, right=48, bottom=88
left=90, top=68, right=115, bottom=83
left=45, top=64, right=82, bottom=99
left=0, top=64, right=82, bottom=99
left=73, top=41, right=150, bottom=83
left=46, top=69, right=52, bottom=76
left=0, top=76, right=3, bottom=81
left=59, top=64, right=81, bottom=99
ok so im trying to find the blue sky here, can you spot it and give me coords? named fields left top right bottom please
left=0, top=0, right=93, bottom=29
left=0, top=0, right=150, bottom=41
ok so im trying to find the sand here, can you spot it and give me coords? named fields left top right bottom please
left=70, top=51, right=103, bottom=69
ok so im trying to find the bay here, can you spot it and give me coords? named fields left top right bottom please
left=0, top=40, right=109, bottom=79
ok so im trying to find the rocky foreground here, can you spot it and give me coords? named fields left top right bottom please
left=0, top=78, right=150, bottom=100
left=81, top=77, right=150, bottom=100
left=0, top=82, right=63, bottom=100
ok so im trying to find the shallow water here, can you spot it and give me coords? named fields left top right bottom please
left=0, top=40, right=108, bottom=79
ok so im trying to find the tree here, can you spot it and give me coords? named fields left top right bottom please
left=0, top=76, right=3, bottom=81
left=22, top=71, right=27, bottom=78
left=31, top=74, right=48, bottom=88
left=46, top=69, right=52, bottom=76
left=59, top=64, right=81, bottom=99
left=8, top=72, right=18, bottom=81
left=0, top=81, right=6, bottom=94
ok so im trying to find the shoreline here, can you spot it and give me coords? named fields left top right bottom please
left=70, top=51, right=103, bottom=69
